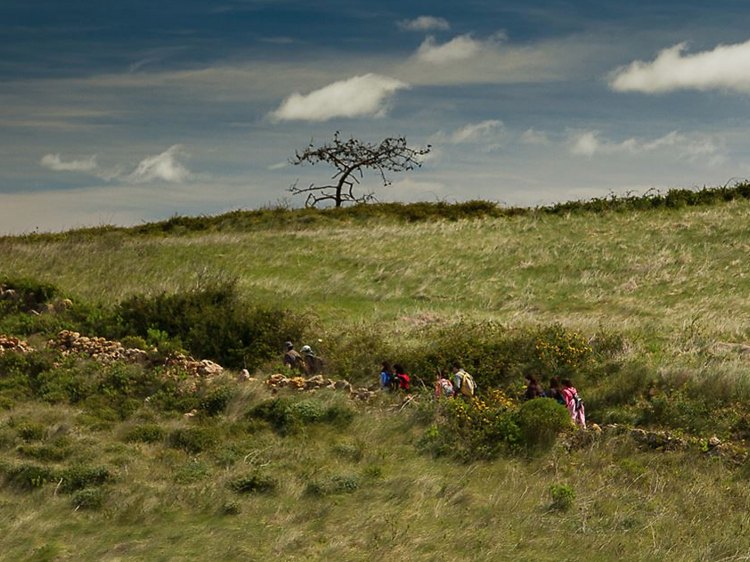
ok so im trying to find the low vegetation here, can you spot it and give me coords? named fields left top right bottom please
left=3, top=186, right=750, bottom=560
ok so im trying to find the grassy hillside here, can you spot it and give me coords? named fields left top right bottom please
left=3, top=196, right=750, bottom=339
left=3, top=191, right=750, bottom=561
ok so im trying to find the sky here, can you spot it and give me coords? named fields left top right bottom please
left=3, top=0, right=750, bottom=233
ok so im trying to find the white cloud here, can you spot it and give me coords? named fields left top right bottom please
left=570, top=131, right=601, bottom=157
left=397, top=16, right=450, bottom=32
left=129, top=145, right=191, bottom=183
left=568, top=130, right=723, bottom=164
left=610, top=39, right=750, bottom=94
left=437, top=120, right=506, bottom=144
left=416, top=34, right=482, bottom=64
left=521, top=128, right=550, bottom=145
left=268, top=161, right=288, bottom=171
left=40, top=153, right=98, bottom=172
left=270, top=73, right=408, bottom=122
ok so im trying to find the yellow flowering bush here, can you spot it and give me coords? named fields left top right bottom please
left=533, top=324, right=592, bottom=372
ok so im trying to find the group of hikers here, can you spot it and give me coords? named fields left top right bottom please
left=381, top=362, right=585, bottom=429
left=282, top=343, right=585, bottom=429
left=282, top=341, right=325, bottom=375
left=524, top=374, right=586, bottom=428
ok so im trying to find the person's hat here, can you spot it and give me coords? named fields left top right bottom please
left=284, top=341, right=293, bottom=350
left=301, top=345, right=312, bottom=353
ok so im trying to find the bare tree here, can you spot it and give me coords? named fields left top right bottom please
left=289, top=132, right=431, bottom=208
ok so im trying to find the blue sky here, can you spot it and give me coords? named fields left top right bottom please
left=3, top=0, right=750, bottom=233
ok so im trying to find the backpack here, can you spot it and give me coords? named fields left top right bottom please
left=460, top=371, right=476, bottom=396
left=439, top=378, right=454, bottom=397
left=571, top=392, right=583, bottom=411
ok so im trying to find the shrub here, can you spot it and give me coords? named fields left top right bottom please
left=72, top=487, right=105, bottom=510
left=229, top=472, right=276, bottom=494
left=247, top=397, right=354, bottom=435
left=16, top=422, right=45, bottom=441
left=175, top=461, right=212, bottom=484
left=421, top=392, right=521, bottom=461
left=113, top=282, right=307, bottom=370
left=168, top=426, right=219, bottom=454
left=306, top=474, right=360, bottom=496
left=199, top=385, right=236, bottom=417
left=123, top=424, right=165, bottom=444
left=221, top=500, right=241, bottom=515
left=0, top=276, right=59, bottom=313
left=515, top=398, right=572, bottom=449
left=0, top=463, right=54, bottom=489
left=549, top=483, right=576, bottom=511
left=16, top=437, right=73, bottom=462
left=58, top=465, right=112, bottom=493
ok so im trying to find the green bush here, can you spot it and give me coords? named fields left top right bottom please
left=58, top=465, right=112, bottom=493
left=229, top=472, right=276, bottom=494
left=174, top=461, right=212, bottom=484
left=71, top=487, right=105, bottom=510
left=0, top=276, right=59, bottom=313
left=168, top=426, right=219, bottom=454
left=306, top=474, right=360, bottom=496
left=420, top=392, right=521, bottom=461
left=16, top=437, right=73, bottom=462
left=16, top=422, right=45, bottom=441
left=221, top=500, right=241, bottom=515
left=123, top=424, right=165, bottom=444
left=515, top=398, right=572, bottom=449
left=199, top=385, right=236, bottom=417
left=113, top=282, right=307, bottom=370
left=0, top=462, right=54, bottom=489
left=549, top=483, right=576, bottom=511
left=247, top=397, right=354, bottom=435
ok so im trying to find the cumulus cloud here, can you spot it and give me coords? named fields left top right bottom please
left=40, top=154, right=98, bottom=172
left=416, top=34, right=483, bottom=64
left=270, top=73, right=408, bottom=122
left=40, top=146, right=192, bottom=182
left=610, top=39, right=750, bottom=94
left=397, top=16, right=450, bottom=32
left=129, top=145, right=191, bottom=183
left=568, top=130, right=723, bottom=164
left=521, top=128, right=550, bottom=145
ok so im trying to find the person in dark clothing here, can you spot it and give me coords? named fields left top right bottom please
left=393, top=364, right=410, bottom=391
left=547, top=377, right=565, bottom=405
left=380, top=362, right=394, bottom=391
left=301, top=345, right=324, bottom=375
left=283, top=342, right=303, bottom=370
left=524, top=375, right=546, bottom=400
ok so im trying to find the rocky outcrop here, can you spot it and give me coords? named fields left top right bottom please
left=0, top=335, right=34, bottom=355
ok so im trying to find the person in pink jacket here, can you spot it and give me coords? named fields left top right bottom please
left=561, top=379, right=586, bottom=429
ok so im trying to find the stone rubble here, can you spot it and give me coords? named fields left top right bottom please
left=0, top=335, right=34, bottom=355
left=49, top=330, right=224, bottom=379
left=264, top=373, right=376, bottom=401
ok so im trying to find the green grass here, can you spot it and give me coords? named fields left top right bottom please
left=1, top=387, right=749, bottom=561
left=4, top=199, right=750, bottom=343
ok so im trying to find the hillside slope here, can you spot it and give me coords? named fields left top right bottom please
left=3, top=195, right=750, bottom=561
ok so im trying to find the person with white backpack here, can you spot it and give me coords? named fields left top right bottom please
left=451, top=362, right=476, bottom=399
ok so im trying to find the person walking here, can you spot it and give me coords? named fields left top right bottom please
left=451, top=362, right=476, bottom=399
left=380, top=362, right=394, bottom=391
left=394, top=364, right=410, bottom=391
left=524, top=375, right=546, bottom=400
left=561, top=379, right=586, bottom=428
left=283, top=342, right=302, bottom=370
